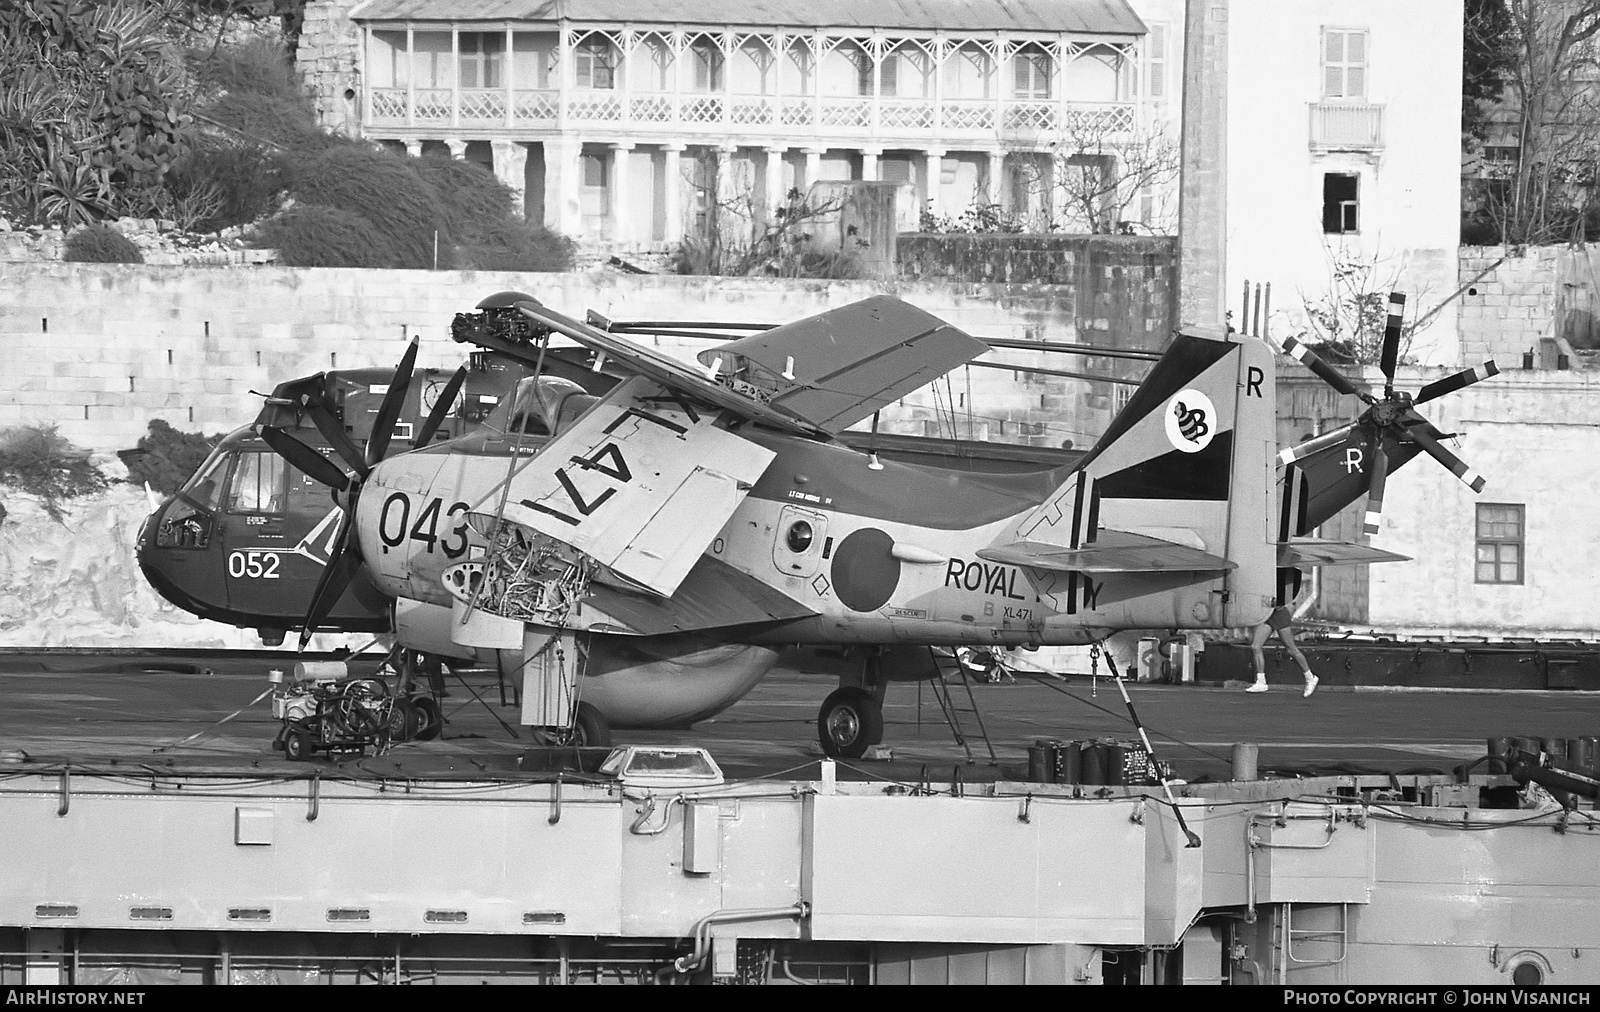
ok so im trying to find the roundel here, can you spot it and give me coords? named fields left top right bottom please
left=1164, top=388, right=1217, bottom=454
left=830, top=528, right=901, bottom=612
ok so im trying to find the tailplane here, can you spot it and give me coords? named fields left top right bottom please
left=981, top=329, right=1277, bottom=628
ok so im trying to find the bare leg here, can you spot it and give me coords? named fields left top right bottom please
left=1281, top=627, right=1319, bottom=697
left=1279, top=627, right=1312, bottom=676
left=1246, top=623, right=1271, bottom=691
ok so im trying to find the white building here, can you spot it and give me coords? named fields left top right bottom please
left=337, top=0, right=1182, bottom=246
left=1219, top=0, right=1465, bottom=363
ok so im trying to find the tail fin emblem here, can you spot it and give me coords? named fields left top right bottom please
left=1164, top=389, right=1216, bottom=453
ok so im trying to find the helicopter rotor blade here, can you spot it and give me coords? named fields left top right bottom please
left=301, top=394, right=370, bottom=479
left=1277, top=421, right=1358, bottom=466
left=257, top=425, right=351, bottom=493
left=413, top=365, right=468, bottom=448
left=1280, top=336, right=1371, bottom=402
left=366, top=339, right=420, bottom=468
left=1414, top=360, right=1500, bottom=406
left=298, top=509, right=362, bottom=651
left=1362, top=437, right=1389, bottom=538
left=1404, top=423, right=1487, bottom=494
left=1379, top=292, right=1404, bottom=393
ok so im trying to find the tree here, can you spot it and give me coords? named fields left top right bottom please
left=1486, top=0, right=1600, bottom=244
left=1463, top=0, right=1516, bottom=142
left=1292, top=243, right=1436, bottom=365
left=1045, top=117, right=1180, bottom=235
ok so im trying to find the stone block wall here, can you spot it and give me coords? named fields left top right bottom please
left=897, top=234, right=1177, bottom=354
left=296, top=0, right=363, bottom=137
left=0, top=264, right=1143, bottom=455
left=1456, top=246, right=1559, bottom=366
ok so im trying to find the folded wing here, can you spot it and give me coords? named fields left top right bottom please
left=471, top=376, right=775, bottom=598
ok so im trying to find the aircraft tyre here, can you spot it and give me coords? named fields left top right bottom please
left=413, top=697, right=443, bottom=741
left=283, top=729, right=314, bottom=762
left=529, top=702, right=612, bottom=747
left=386, top=698, right=419, bottom=742
left=817, top=688, right=883, bottom=759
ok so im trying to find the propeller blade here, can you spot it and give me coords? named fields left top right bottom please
left=366, top=339, right=420, bottom=468
left=1362, top=437, right=1388, bottom=537
left=1405, top=424, right=1487, bottom=494
left=1278, top=422, right=1357, bottom=466
left=302, top=394, right=369, bottom=478
left=413, top=365, right=468, bottom=448
left=257, top=425, right=350, bottom=492
left=299, top=510, right=362, bottom=650
left=1415, top=360, right=1500, bottom=406
left=1380, top=292, right=1404, bottom=390
left=1280, top=336, right=1368, bottom=400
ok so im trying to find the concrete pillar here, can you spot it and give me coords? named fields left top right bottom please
left=764, top=146, right=786, bottom=222
left=924, top=149, right=945, bottom=220
left=860, top=147, right=881, bottom=182
left=1178, top=0, right=1229, bottom=331
left=985, top=149, right=1005, bottom=207
left=403, top=138, right=423, bottom=158
left=609, top=142, right=634, bottom=244
left=663, top=143, right=685, bottom=243
left=444, top=137, right=467, bottom=159
left=802, top=147, right=824, bottom=190
left=552, top=134, right=582, bottom=237
left=490, top=140, right=529, bottom=218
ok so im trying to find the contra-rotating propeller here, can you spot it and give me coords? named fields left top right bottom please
left=253, top=341, right=468, bottom=649
left=1276, top=293, right=1499, bottom=538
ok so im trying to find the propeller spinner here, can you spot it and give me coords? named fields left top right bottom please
left=253, top=340, right=466, bottom=649
left=1277, top=293, right=1498, bottom=537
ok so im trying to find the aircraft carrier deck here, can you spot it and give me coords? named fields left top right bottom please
left=3, top=649, right=1600, bottom=985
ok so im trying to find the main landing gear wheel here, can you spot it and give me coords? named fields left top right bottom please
left=530, top=702, right=612, bottom=747
left=385, top=698, right=418, bottom=742
left=817, top=687, right=883, bottom=759
left=412, top=696, right=443, bottom=741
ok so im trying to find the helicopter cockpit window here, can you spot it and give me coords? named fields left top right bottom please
left=505, top=376, right=552, bottom=437
left=157, top=451, right=229, bottom=548
left=226, top=451, right=287, bottom=514
left=535, top=376, right=595, bottom=434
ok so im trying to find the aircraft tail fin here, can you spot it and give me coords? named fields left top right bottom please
left=996, top=329, right=1277, bottom=627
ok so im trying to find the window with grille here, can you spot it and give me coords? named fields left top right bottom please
left=458, top=32, right=504, bottom=89
left=1014, top=48, right=1052, bottom=100
left=1322, top=28, right=1368, bottom=99
left=575, top=41, right=615, bottom=89
left=1475, top=503, right=1524, bottom=585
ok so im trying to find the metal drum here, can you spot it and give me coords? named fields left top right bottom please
left=1079, top=741, right=1108, bottom=785
left=1027, top=740, right=1056, bottom=783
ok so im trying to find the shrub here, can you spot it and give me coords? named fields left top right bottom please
left=121, top=420, right=221, bottom=496
left=457, top=220, right=576, bottom=272
left=0, top=425, right=110, bottom=521
left=63, top=224, right=144, bottom=264
left=252, top=204, right=391, bottom=268
left=187, top=38, right=304, bottom=105
left=163, top=143, right=284, bottom=232
left=412, top=154, right=515, bottom=240
left=282, top=146, right=448, bottom=269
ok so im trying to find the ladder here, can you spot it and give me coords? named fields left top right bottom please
left=925, top=647, right=998, bottom=764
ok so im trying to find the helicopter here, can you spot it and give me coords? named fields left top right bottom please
left=137, top=291, right=1498, bottom=757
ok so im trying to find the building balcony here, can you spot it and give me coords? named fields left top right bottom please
left=1309, top=102, right=1384, bottom=154
left=366, top=86, right=1137, bottom=148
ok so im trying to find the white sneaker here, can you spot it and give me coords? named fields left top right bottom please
left=1303, top=674, right=1319, bottom=698
left=1246, top=679, right=1269, bottom=693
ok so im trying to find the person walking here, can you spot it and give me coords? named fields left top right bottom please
left=1246, top=605, right=1318, bottom=697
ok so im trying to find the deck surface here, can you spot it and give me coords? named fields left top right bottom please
left=1, top=649, right=1597, bottom=784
